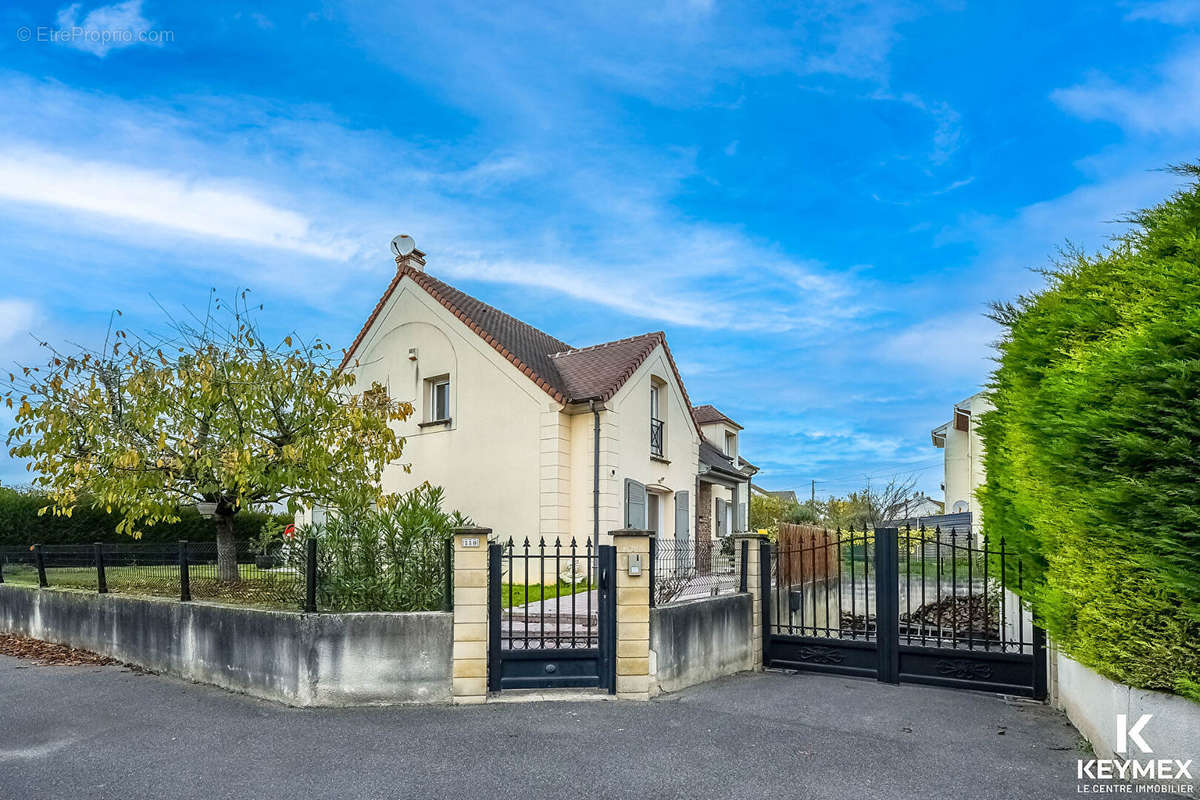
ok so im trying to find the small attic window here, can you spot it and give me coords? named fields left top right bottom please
left=426, top=375, right=450, bottom=423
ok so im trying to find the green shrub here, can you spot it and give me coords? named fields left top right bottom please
left=0, top=485, right=289, bottom=546
left=306, top=484, right=470, bottom=612
left=980, top=164, right=1200, bottom=701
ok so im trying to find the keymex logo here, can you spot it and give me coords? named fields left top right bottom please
left=1116, top=714, right=1152, bottom=755
left=1076, top=713, right=1194, bottom=786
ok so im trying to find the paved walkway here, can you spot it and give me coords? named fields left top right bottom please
left=0, top=655, right=1083, bottom=799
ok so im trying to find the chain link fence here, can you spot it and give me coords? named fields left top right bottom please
left=650, top=537, right=738, bottom=606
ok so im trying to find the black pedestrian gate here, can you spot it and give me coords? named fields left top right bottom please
left=487, top=538, right=616, bottom=692
left=763, top=526, right=1047, bottom=698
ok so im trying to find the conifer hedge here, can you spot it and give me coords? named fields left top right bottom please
left=0, top=485, right=290, bottom=546
left=979, top=165, right=1200, bottom=701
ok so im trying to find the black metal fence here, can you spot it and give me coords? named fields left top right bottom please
left=650, top=537, right=739, bottom=606
left=493, top=537, right=599, bottom=650
left=0, top=537, right=453, bottom=614
left=768, top=524, right=1036, bottom=654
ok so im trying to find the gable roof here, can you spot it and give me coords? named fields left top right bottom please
left=698, top=436, right=750, bottom=479
left=692, top=404, right=743, bottom=430
left=550, top=332, right=662, bottom=402
left=341, top=265, right=700, bottom=429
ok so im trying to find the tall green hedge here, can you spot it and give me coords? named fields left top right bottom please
left=0, top=485, right=290, bottom=546
left=979, top=165, right=1200, bottom=702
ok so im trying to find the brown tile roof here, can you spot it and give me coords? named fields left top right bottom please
left=692, top=404, right=743, bottom=430
left=549, top=332, right=661, bottom=402
left=341, top=265, right=701, bottom=431
left=340, top=264, right=572, bottom=401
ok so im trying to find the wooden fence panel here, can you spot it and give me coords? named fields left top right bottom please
left=776, top=523, right=839, bottom=587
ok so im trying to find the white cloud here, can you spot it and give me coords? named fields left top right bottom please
left=0, top=299, right=37, bottom=346
left=1124, top=0, right=1200, bottom=23
left=0, top=79, right=859, bottom=335
left=800, top=1, right=912, bottom=83
left=0, top=147, right=357, bottom=260
left=54, top=0, right=163, bottom=58
left=877, top=312, right=1000, bottom=379
left=1052, top=45, right=1200, bottom=135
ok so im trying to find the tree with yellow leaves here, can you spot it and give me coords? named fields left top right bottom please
left=5, top=292, right=410, bottom=581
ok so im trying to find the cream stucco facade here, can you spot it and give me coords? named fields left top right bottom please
left=566, top=347, right=701, bottom=543
left=325, top=256, right=750, bottom=553
left=348, top=281, right=548, bottom=537
left=931, top=391, right=993, bottom=534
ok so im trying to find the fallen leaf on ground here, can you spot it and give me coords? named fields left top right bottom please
left=0, top=633, right=117, bottom=666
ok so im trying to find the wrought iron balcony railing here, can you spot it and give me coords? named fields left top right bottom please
left=650, top=417, right=664, bottom=457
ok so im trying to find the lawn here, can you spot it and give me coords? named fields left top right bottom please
left=1, top=564, right=304, bottom=610
left=4, top=565, right=592, bottom=612
left=499, top=581, right=592, bottom=609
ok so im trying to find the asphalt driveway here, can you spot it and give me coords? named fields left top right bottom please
left=0, top=655, right=1083, bottom=800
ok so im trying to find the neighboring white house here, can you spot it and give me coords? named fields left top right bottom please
left=693, top=405, right=756, bottom=543
left=930, top=391, right=993, bottom=534
left=315, top=245, right=755, bottom=553
left=889, top=492, right=944, bottom=521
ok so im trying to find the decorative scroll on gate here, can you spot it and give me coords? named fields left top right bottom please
left=763, top=525, right=1046, bottom=698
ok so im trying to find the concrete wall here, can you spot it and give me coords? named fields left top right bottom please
left=650, top=592, right=752, bottom=695
left=0, top=585, right=452, bottom=707
left=1052, top=652, right=1200, bottom=765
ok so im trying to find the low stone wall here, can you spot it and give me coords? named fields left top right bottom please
left=650, top=592, right=752, bottom=695
left=1053, top=651, right=1199, bottom=764
left=0, top=584, right=452, bottom=707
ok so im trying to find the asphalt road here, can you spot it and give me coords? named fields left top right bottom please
left=0, top=655, right=1083, bottom=800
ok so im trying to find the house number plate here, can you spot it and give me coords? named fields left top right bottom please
left=461, top=537, right=480, bottom=548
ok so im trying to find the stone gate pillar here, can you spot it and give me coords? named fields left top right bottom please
left=611, top=529, right=652, bottom=700
left=733, top=533, right=769, bottom=670
left=451, top=527, right=490, bottom=704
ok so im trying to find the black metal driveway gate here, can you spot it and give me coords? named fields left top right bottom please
left=763, top=527, right=1047, bottom=698
left=487, top=538, right=616, bottom=692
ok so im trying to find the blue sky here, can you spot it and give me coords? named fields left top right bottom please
left=0, top=0, right=1196, bottom=500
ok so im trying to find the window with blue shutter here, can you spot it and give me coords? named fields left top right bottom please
left=624, top=478, right=647, bottom=529
left=674, top=490, right=690, bottom=572
left=674, top=491, right=689, bottom=540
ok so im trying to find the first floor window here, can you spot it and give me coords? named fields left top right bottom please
left=428, top=376, right=450, bottom=421
left=650, top=380, right=665, bottom=457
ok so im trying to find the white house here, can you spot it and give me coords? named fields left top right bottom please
left=930, top=390, right=993, bottom=533
left=326, top=245, right=756, bottom=554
